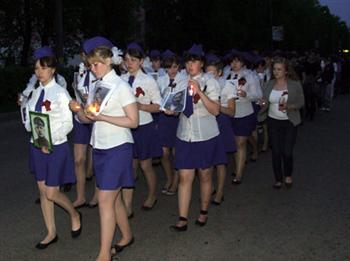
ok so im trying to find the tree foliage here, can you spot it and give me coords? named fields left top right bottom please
left=0, top=0, right=349, bottom=66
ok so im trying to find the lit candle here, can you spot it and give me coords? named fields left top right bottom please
left=189, top=84, right=194, bottom=96
left=85, top=102, right=100, bottom=114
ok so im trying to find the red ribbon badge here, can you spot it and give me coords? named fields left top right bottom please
left=135, top=87, right=145, bottom=97
left=42, top=100, right=51, bottom=111
left=193, top=94, right=201, bottom=104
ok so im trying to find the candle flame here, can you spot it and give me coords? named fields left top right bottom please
left=85, top=102, right=100, bottom=114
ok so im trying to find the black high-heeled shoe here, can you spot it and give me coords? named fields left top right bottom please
left=71, top=211, right=82, bottom=238
left=170, top=216, right=188, bottom=232
left=195, top=210, right=208, bottom=227
left=35, top=235, right=58, bottom=249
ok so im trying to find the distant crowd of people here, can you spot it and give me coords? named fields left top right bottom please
left=18, top=37, right=349, bottom=261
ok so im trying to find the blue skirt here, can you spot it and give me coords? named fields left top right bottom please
left=232, top=113, right=257, bottom=137
left=158, top=113, right=179, bottom=148
left=175, top=136, right=227, bottom=169
left=73, top=118, right=92, bottom=145
left=93, top=143, right=134, bottom=190
left=131, top=121, right=162, bottom=160
left=217, top=114, right=236, bottom=153
left=29, top=142, right=75, bottom=186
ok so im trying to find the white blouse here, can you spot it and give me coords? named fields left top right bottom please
left=268, top=89, right=289, bottom=120
left=121, top=70, right=162, bottom=125
left=176, top=73, right=220, bottom=142
left=90, top=70, right=136, bottom=149
left=25, top=78, right=73, bottom=145
left=225, top=69, right=262, bottom=118
left=157, top=72, right=187, bottom=98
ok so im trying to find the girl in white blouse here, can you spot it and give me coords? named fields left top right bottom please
left=71, top=40, right=138, bottom=261
left=157, top=50, right=186, bottom=195
left=25, top=48, right=81, bottom=249
left=205, top=54, right=236, bottom=205
left=169, top=45, right=226, bottom=231
left=121, top=43, right=162, bottom=215
left=225, top=52, right=262, bottom=184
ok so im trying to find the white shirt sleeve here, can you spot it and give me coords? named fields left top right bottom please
left=205, top=78, right=220, bottom=102
left=51, top=91, right=73, bottom=141
left=146, top=77, right=162, bottom=105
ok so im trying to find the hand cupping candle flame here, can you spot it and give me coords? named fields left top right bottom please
left=85, top=102, right=100, bottom=115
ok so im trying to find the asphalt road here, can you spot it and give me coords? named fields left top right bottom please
left=0, top=95, right=349, bottom=261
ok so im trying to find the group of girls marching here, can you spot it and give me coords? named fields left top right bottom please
left=22, top=36, right=303, bottom=261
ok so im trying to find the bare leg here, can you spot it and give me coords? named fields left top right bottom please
left=160, top=147, right=173, bottom=190
left=140, top=158, right=157, bottom=207
left=86, top=145, right=93, bottom=179
left=45, top=186, right=80, bottom=231
left=234, top=136, right=248, bottom=180
left=121, top=159, right=139, bottom=216
left=248, top=129, right=258, bottom=161
left=198, top=168, right=212, bottom=222
left=213, top=164, right=226, bottom=203
left=37, top=181, right=56, bottom=243
left=73, top=143, right=87, bottom=206
left=114, top=191, right=133, bottom=245
left=175, top=169, right=195, bottom=226
left=96, top=190, right=118, bottom=261
left=121, top=188, right=134, bottom=217
left=89, top=186, right=99, bottom=206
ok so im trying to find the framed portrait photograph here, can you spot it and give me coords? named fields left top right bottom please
left=160, top=87, right=187, bottom=112
left=29, top=111, right=53, bottom=153
left=85, top=81, right=115, bottom=115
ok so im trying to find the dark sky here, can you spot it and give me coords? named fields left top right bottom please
left=319, top=0, right=350, bottom=26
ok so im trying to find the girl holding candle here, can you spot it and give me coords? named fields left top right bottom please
left=261, top=57, right=304, bottom=189
left=157, top=50, right=185, bottom=195
left=170, top=44, right=226, bottom=231
left=70, top=37, right=138, bottom=261
left=205, top=53, right=236, bottom=205
left=226, top=51, right=262, bottom=184
left=24, top=46, right=81, bottom=249
left=121, top=42, right=162, bottom=215
left=70, top=40, right=108, bottom=209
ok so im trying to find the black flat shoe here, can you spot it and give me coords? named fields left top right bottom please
left=232, top=177, right=242, bottom=185
left=141, top=199, right=157, bottom=211
left=211, top=196, right=224, bottom=206
left=35, top=235, right=58, bottom=249
left=71, top=211, right=82, bottom=238
left=74, top=202, right=87, bottom=209
left=195, top=210, right=208, bottom=227
left=113, top=237, right=134, bottom=253
left=128, top=212, right=134, bottom=219
left=170, top=216, right=188, bottom=232
left=35, top=198, right=41, bottom=204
